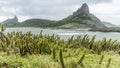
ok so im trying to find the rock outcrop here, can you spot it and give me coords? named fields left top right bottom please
left=2, top=16, right=19, bottom=25
left=76, top=3, right=89, bottom=14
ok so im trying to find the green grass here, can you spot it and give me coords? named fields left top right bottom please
left=59, top=23, right=86, bottom=29
left=0, top=50, right=120, bottom=68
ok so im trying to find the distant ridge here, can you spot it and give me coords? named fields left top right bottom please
left=102, top=21, right=115, bottom=27
left=19, top=19, right=54, bottom=27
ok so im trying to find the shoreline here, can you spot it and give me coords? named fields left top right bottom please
left=4, top=26, right=120, bottom=33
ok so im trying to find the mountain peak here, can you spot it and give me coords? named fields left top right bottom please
left=13, top=15, right=18, bottom=21
left=2, top=16, right=19, bottom=25
left=58, top=3, right=105, bottom=28
left=76, top=3, right=89, bottom=14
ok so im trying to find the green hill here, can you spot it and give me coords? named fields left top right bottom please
left=47, top=3, right=105, bottom=28
left=13, top=19, right=55, bottom=27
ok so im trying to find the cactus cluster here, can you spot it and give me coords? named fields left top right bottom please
left=0, top=25, right=119, bottom=68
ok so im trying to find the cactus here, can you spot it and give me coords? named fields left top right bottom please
left=106, top=58, right=111, bottom=68
left=53, top=47, right=56, bottom=59
left=26, top=44, right=32, bottom=55
left=81, top=34, right=88, bottom=44
left=89, top=35, right=96, bottom=49
left=78, top=54, right=85, bottom=65
left=0, top=24, right=5, bottom=33
left=99, top=55, right=104, bottom=64
left=59, top=49, right=65, bottom=68
left=0, top=28, right=119, bottom=68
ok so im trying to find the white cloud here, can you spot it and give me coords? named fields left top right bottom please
left=90, top=0, right=120, bottom=25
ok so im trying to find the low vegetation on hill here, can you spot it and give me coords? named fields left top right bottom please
left=89, top=27, right=120, bottom=32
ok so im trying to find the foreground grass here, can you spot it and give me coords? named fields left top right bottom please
left=0, top=24, right=120, bottom=68
left=0, top=50, right=120, bottom=68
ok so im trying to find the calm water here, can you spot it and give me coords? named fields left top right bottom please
left=4, top=27, right=120, bottom=41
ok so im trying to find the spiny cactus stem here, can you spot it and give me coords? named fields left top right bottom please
left=78, top=54, right=85, bottom=64
left=59, top=49, right=65, bottom=68
left=53, top=47, right=56, bottom=59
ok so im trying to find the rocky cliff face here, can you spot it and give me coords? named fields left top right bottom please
left=2, top=16, right=19, bottom=25
left=13, top=16, right=18, bottom=22
left=76, top=3, right=89, bottom=14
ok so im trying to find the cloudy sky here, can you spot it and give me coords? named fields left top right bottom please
left=0, top=0, right=120, bottom=25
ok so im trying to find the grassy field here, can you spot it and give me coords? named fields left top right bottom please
left=0, top=50, right=120, bottom=68
left=0, top=25, right=120, bottom=68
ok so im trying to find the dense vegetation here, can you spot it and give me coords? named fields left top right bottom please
left=4, top=19, right=55, bottom=28
left=89, top=27, right=120, bottom=32
left=47, top=14, right=97, bottom=28
left=0, top=24, right=120, bottom=68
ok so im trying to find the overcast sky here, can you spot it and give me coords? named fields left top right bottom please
left=0, top=0, right=120, bottom=25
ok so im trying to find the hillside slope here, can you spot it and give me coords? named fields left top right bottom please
left=102, top=21, right=115, bottom=27
left=12, top=19, right=54, bottom=27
